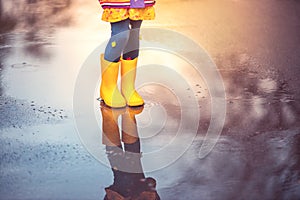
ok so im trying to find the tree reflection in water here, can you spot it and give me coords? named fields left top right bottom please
left=0, top=0, right=73, bottom=58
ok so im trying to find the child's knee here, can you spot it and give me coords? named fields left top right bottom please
left=111, top=31, right=130, bottom=48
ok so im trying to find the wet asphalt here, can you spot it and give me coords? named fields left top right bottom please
left=1, top=0, right=300, bottom=199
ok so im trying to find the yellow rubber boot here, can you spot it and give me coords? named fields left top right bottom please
left=100, top=54, right=126, bottom=108
left=121, top=58, right=144, bottom=107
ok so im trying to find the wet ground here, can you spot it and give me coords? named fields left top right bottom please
left=1, top=0, right=300, bottom=199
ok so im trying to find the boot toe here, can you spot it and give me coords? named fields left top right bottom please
left=127, top=92, right=144, bottom=107
left=103, top=98, right=126, bottom=108
left=101, top=94, right=126, bottom=108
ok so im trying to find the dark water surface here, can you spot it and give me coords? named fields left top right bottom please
left=1, top=0, right=300, bottom=199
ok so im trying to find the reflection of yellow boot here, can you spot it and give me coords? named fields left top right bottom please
left=122, top=106, right=144, bottom=144
left=100, top=102, right=126, bottom=146
left=100, top=54, right=126, bottom=108
left=121, top=58, right=144, bottom=107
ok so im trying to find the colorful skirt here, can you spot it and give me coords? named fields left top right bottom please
left=102, top=6, right=155, bottom=23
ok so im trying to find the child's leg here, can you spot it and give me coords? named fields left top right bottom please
left=123, top=20, right=143, bottom=60
left=119, top=20, right=144, bottom=107
left=104, top=19, right=131, bottom=62
left=101, top=19, right=131, bottom=108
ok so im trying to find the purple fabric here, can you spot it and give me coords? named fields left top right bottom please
left=130, top=0, right=145, bottom=8
left=101, top=3, right=154, bottom=9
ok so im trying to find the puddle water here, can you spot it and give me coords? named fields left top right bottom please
left=1, top=0, right=300, bottom=199
left=258, top=78, right=277, bottom=93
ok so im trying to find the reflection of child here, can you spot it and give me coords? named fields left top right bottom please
left=101, top=104, right=160, bottom=199
left=98, top=0, right=156, bottom=108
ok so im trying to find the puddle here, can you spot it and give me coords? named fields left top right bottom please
left=1, top=0, right=300, bottom=199
left=258, top=78, right=277, bottom=93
